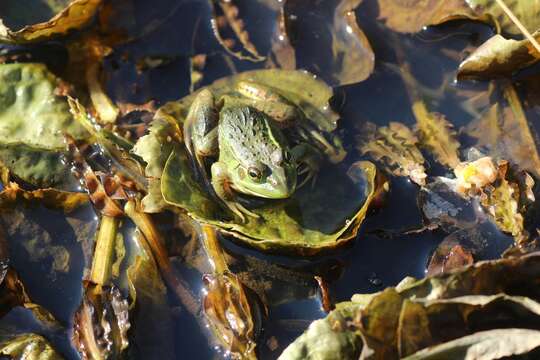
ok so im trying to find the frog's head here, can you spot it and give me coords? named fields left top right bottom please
left=222, top=106, right=297, bottom=199
left=234, top=149, right=297, bottom=199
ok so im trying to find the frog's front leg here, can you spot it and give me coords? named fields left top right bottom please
left=211, top=162, right=260, bottom=222
left=291, top=143, right=322, bottom=188
left=184, top=89, right=219, bottom=177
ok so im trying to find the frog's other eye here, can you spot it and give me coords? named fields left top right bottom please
left=247, top=167, right=262, bottom=180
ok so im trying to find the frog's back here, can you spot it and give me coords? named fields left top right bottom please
left=219, top=106, right=284, bottom=164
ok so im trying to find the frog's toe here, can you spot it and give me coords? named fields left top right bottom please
left=228, top=201, right=260, bottom=223
left=298, top=165, right=318, bottom=189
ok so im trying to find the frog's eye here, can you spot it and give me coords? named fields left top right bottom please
left=247, top=167, right=262, bottom=180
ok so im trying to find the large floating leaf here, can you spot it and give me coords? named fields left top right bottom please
left=0, top=0, right=102, bottom=44
left=160, top=142, right=376, bottom=254
left=0, top=63, right=88, bottom=187
left=464, top=81, right=540, bottom=178
left=280, top=252, right=540, bottom=359
left=135, top=70, right=375, bottom=254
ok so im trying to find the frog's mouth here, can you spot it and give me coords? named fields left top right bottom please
left=233, top=171, right=297, bottom=199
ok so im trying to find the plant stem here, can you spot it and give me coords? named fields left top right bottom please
left=90, top=215, right=118, bottom=286
left=200, top=225, right=228, bottom=274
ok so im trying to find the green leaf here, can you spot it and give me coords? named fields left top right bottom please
left=0, top=63, right=88, bottom=187
left=160, top=144, right=377, bottom=254
left=0, top=0, right=103, bottom=44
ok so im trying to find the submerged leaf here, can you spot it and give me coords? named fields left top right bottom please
left=331, top=0, right=375, bottom=85
left=0, top=0, right=102, bottom=43
left=376, top=0, right=474, bottom=33
left=0, top=333, right=64, bottom=360
left=464, top=81, right=540, bottom=178
left=126, top=232, right=175, bottom=359
left=458, top=33, right=540, bottom=79
left=210, top=0, right=266, bottom=62
left=357, top=122, right=427, bottom=186
left=414, top=101, right=461, bottom=168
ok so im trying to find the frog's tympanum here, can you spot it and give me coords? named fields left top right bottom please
left=134, top=69, right=377, bottom=254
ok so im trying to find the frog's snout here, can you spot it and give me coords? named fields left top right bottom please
left=267, top=168, right=297, bottom=199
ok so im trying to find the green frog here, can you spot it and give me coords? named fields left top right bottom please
left=183, top=82, right=324, bottom=221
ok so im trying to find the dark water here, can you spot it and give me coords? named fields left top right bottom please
left=1, top=0, right=537, bottom=359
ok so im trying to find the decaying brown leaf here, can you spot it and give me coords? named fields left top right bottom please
left=465, top=0, right=540, bottom=37
left=458, top=33, right=540, bottom=79
left=376, top=0, right=475, bottom=33
left=427, top=243, right=474, bottom=276
left=201, top=226, right=261, bottom=359
left=72, top=282, right=130, bottom=360
left=281, top=252, right=540, bottom=359
left=0, top=182, right=89, bottom=213
left=357, top=122, right=427, bottom=186
left=268, top=2, right=296, bottom=70
left=0, top=0, right=103, bottom=43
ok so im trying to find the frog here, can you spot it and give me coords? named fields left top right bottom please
left=183, top=82, right=327, bottom=222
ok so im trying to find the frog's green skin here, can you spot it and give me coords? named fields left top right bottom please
left=184, top=84, right=321, bottom=221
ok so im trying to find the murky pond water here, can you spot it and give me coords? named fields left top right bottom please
left=1, top=0, right=540, bottom=359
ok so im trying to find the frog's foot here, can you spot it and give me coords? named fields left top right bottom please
left=211, top=162, right=260, bottom=223
left=291, top=143, right=321, bottom=189
left=226, top=200, right=260, bottom=223
left=298, top=164, right=318, bottom=189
